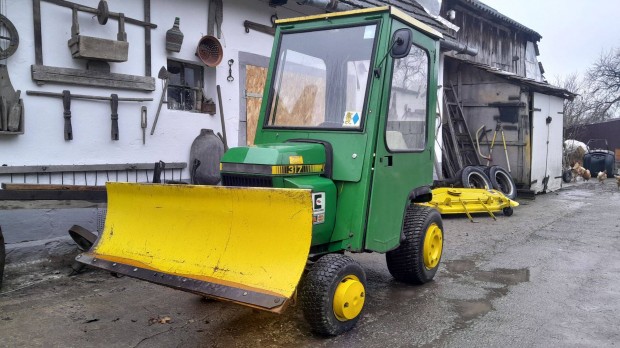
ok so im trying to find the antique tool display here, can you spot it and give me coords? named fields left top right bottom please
left=150, top=67, right=169, bottom=135
left=215, top=85, right=228, bottom=150
left=110, top=94, right=119, bottom=140
left=227, top=59, right=235, bottom=82
left=0, top=14, right=19, bottom=60
left=62, top=90, right=72, bottom=140
left=165, top=17, right=184, bottom=52
left=0, top=65, right=24, bottom=134
left=26, top=90, right=152, bottom=140
left=32, top=0, right=157, bottom=90
left=140, top=106, right=147, bottom=144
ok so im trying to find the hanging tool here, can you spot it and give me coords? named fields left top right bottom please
left=110, top=94, right=119, bottom=140
left=62, top=90, right=73, bottom=140
left=475, top=121, right=511, bottom=173
left=150, top=66, right=169, bottom=135
left=140, top=106, right=147, bottom=144
left=227, top=59, right=235, bottom=82
left=27, top=90, right=152, bottom=140
left=216, top=85, right=228, bottom=150
left=152, top=160, right=165, bottom=183
left=243, top=20, right=276, bottom=36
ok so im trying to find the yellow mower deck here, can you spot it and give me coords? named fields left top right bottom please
left=420, top=188, right=518, bottom=221
left=78, top=182, right=313, bottom=313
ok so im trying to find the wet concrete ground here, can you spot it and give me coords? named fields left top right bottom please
left=1, top=179, right=619, bottom=347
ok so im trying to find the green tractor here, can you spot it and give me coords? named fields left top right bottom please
left=79, top=6, right=444, bottom=336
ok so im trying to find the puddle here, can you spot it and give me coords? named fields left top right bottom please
left=441, top=260, right=529, bottom=330
left=473, top=268, right=530, bottom=286
left=445, top=259, right=476, bottom=273
left=454, top=300, right=493, bottom=322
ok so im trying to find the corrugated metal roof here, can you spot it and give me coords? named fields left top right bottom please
left=340, top=0, right=456, bottom=38
left=457, top=0, right=542, bottom=40
left=447, top=56, right=575, bottom=100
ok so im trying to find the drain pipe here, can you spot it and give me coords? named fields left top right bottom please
left=440, top=38, right=478, bottom=56
left=296, top=0, right=354, bottom=12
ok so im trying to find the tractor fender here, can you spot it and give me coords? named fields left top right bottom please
left=408, top=185, right=432, bottom=203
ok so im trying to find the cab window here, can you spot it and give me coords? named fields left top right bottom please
left=386, top=45, right=429, bottom=151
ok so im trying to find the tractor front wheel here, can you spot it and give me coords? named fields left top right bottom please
left=299, top=254, right=366, bottom=336
left=386, top=205, right=443, bottom=284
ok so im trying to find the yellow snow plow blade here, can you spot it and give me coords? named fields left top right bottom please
left=78, top=182, right=313, bottom=312
left=420, top=187, right=519, bottom=222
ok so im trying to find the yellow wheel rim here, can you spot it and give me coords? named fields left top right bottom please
left=423, top=223, right=443, bottom=270
left=333, top=275, right=365, bottom=321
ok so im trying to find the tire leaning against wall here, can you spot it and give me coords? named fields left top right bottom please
left=458, top=166, right=492, bottom=189
left=485, top=166, right=517, bottom=199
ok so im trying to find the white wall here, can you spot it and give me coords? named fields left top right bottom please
left=0, top=0, right=318, bottom=183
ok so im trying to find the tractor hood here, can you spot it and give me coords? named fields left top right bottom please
left=221, top=143, right=326, bottom=176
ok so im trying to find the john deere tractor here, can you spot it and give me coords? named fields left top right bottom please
left=79, top=6, right=444, bottom=336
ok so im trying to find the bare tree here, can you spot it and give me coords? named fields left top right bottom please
left=559, top=47, right=620, bottom=138
left=587, top=48, right=620, bottom=120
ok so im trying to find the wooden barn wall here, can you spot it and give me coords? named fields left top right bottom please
left=443, top=59, right=532, bottom=185
left=441, top=3, right=531, bottom=77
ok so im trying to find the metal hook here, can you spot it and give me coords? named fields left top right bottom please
left=227, top=59, right=235, bottom=82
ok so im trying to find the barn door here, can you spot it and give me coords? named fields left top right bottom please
left=244, top=65, right=268, bottom=145
left=530, top=92, right=564, bottom=193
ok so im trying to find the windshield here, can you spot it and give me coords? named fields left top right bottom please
left=266, top=24, right=377, bottom=129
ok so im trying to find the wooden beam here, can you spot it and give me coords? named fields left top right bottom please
left=144, top=0, right=152, bottom=77
left=31, top=65, right=156, bottom=91
left=0, top=162, right=186, bottom=175
left=41, top=0, right=157, bottom=28
left=0, top=189, right=107, bottom=202
left=27, top=90, right=153, bottom=102
left=1, top=184, right=107, bottom=191
left=33, top=0, right=43, bottom=65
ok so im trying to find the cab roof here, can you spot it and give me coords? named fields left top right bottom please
left=275, top=6, right=443, bottom=39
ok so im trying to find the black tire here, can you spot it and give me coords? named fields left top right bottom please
left=562, top=169, right=573, bottom=183
left=299, top=254, right=366, bottom=336
left=0, top=227, right=5, bottom=289
left=502, top=207, right=514, bottom=216
left=386, top=205, right=443, bottom=284
left=486, top=166, right=517, bottom=199
left=459, top=166, right=492, bottom=189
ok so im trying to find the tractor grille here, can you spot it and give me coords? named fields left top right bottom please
left=221, top=174, right=273, bottom=187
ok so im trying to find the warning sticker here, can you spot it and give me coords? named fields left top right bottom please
left=312, top=192, right=325, bottom=213
left=342, top=111, right=361, bottom=127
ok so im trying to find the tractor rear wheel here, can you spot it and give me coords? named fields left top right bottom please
left=386, top=205, right=443, bottom=284
left=299, top=253, right=366, bottom=336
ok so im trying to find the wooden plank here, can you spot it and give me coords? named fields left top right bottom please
left=33, top=0, right=43, bottom=65
left=1, top=184, right=107, bottom=191
left=0, top=162, right=186, bottom=175
left=0, top=189, right=107, bottom=202
left=31, top=65, right=156, bottom=91
left=144, top=0, right=152, bottom=77
left=0, top=200, right=105, bottom=210
left=26, top=90, right=153, bottom=102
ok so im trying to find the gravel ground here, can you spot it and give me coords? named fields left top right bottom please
left=1, top=179, right=619, bottom=347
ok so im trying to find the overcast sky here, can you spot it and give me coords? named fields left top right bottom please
left=479, top=0, right=620, bottom=81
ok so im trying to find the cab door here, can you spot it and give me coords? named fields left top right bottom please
left=365, top=24, right=438, bottom=252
